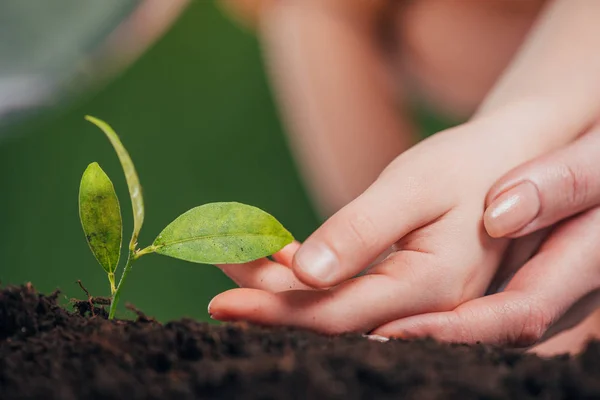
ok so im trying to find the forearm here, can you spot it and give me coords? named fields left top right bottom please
left=258, top=1, right=416, bottom=217
left=476, top=0, right=600, bottom=149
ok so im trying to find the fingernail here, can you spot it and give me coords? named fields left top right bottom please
left=207, top=298, right=219, bottom=320
left=294, top=242, right=339, bottom=284
left=363, top=334, right=390, bottom=343
left=485, top=181, right=540, bottom=237
left=209, top=312, right=227, bottom=321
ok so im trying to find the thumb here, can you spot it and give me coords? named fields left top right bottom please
left=291, top=169, right=446, bottom=288
left=484, top=124, right=600, bottom=238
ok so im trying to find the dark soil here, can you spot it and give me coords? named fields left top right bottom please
left=1, top=284, right=600, bottom=400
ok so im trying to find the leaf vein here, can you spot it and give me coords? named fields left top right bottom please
left=155, top=232, right=290, bottom=249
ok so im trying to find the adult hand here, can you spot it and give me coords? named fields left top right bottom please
left=374, top=122, right=600, bottom=347
left=484, top=122, right=600, bottom=240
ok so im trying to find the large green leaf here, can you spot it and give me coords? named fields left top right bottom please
left=79, top=162, right=122, bottom=274
left=152, top=202, right=294, bottom=264
left=85, top=116, right=144, bottom=247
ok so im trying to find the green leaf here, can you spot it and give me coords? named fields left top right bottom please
left=85, top=116, right=144, bottom=248
left=152, top=202, right=294, bottom=264
left=79, top=162, right=123, bottom=274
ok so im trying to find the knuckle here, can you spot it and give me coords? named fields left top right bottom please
left=558, top=163, right=590, bottom=210
left=512, top=300, right=553, bottom=347
left=343, top=212, right=378, bottom=251
left=380, top=159, right=427, bottom=196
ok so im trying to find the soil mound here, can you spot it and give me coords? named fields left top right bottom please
left=1, top=284, right=599, bottom=399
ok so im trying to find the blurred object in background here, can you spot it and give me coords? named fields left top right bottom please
left=219, top=0, right=271, bottom=28
left=0, top=0, right=188, bottom=133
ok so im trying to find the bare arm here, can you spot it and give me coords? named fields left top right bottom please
left=255, top=0, right=417, bottom=216
left=476, top=0, right=600, bottom=144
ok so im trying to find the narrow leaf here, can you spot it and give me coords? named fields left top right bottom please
left=79, top=162, right=123, bottom=274
left=85, top=116, right=144, bottom=247
left=152, top=202, right=294, bottom=264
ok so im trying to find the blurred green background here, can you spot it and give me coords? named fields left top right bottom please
left=0, top=1, right=451, bottom=322
left=0, top=2, right=319, bottom=322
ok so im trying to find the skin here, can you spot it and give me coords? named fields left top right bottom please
left=212, top=0, right=600, bottom=354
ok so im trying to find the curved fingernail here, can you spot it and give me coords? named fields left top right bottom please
left=294, top=242, right=339, bottom=285
left=484, top=181, right=540, bottom=238
left=207, top=297, right=224, bottom=320
left=363, top=334, right=390, bottom=343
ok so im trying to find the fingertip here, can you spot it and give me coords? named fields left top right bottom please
left=208, top=288, right=276, bottom=322
left=372, top=318, right=426, bottom=339
left=373, top=312, right=461, bottom=342
left=215, top=257, right=270, bottom=271
left=292, top=241, right=340, bottom=288
left=207, top=290, right=234, bottom=321
left=483, top=207, right=505, bottom=239
left=483, top=181, right=540, bottom=239
left=272, top=241, right=301, bottom=266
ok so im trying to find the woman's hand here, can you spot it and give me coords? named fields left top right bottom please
left=484, top=122, right=600, bottom=240
left=374, top=121, right=600, bottom=348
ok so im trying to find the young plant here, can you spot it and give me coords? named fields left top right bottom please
left=79, top=116, right=294, bottom=319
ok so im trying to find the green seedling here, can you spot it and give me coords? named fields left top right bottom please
left=79, top=116, right=294, bottom=319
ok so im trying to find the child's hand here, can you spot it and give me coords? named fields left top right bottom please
left=209, top=121, right=510, bottom=332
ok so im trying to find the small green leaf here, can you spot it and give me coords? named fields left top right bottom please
left=85, top=115, right=144, bottom=248
left=79, top=162, right=123, bottom=274
left=152, top=202, right=294, bottom=264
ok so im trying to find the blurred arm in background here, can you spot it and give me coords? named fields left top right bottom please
left=221, top=0, right=417, bottom=217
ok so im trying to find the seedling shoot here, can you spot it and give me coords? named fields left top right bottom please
left=79, top=116, right=294, bottom=319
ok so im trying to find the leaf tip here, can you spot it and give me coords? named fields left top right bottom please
left=81, top=162, right=109, bottom=184
left=84, top=161, right=100, bottom=171
left=284, top=229, right=295, bottom=244
left=84, top=114, right=99, bottom=123
left=84, top=115, right=109, bottom=132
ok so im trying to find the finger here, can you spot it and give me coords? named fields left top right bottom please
left=271, top=241, right=301, bottom=267
left=487, top=229, right=549, bottom=294
left=216, top=257, right=311, bottom=292
left=532, top=297, right=600, bottom=356
left=484, top=124, right=600, bottom=238
left=540, top=289, right=600, bottom=341
left=210, top=249, right=455, bottom=334
left=374, top=206, right=600, bottom=346
left=291, top=167, right=449, bottom=288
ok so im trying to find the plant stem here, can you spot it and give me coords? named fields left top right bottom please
left=136, top=245, right=157, bottom=258
left=108, top=250, right=136, bottom=319
left=107, top=243, right=155, bottom=320
left=108, top=272, right=116, bottom=295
